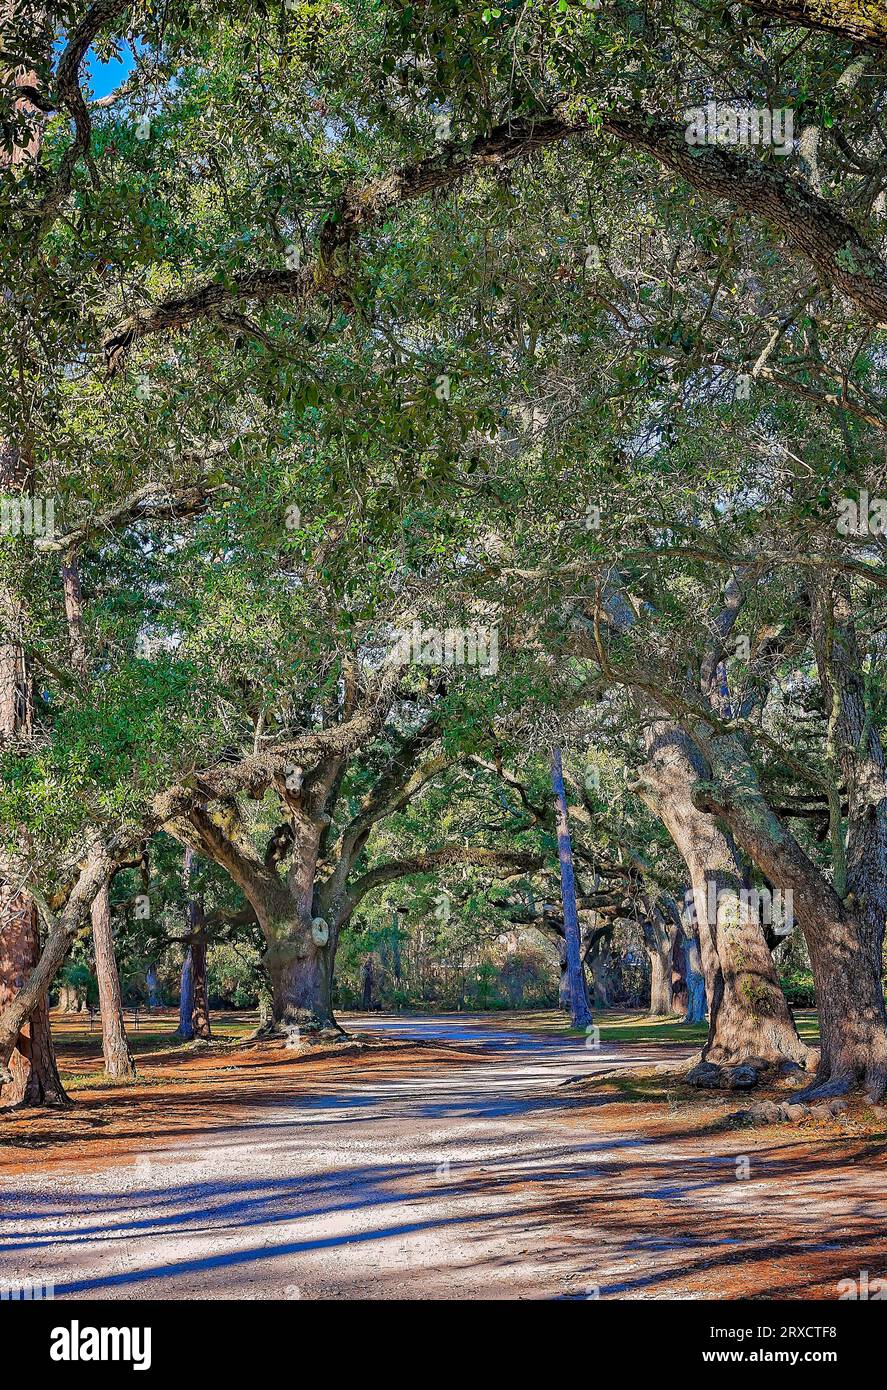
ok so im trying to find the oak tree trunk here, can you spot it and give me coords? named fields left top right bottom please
left=641, top=724, right=807, bottom=1084
left=0, top=894, right=67, bottom=1106
left=678, top=915, right=708, bottom=1025
left=190, top=917, right=211, bottom=1040
left=266, top=933, right=337, bottom=1032
left=90, top=882, right=136, bottom=1079
left=703, top=731, right=887, bottom=1099
left=178, top=950, right=194, bottom=1041
left=588, top=938, right=612, bottom=1008
left=644, top=922, right=674, bottom=1016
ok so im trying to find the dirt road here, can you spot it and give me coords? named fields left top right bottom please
left=1, top=1014, right=884, bottom=1299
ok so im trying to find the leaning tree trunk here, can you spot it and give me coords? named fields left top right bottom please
left=551, top=748, right=592, bottom=1030
left=90, top=882, right=136, bottom=1079
left=0, top=0, right=67, bottom=1110
left=0, top=893, right=67, bottom=1106
left=640, top=724, right=808, bottom=1085
left=702, top=730, right=887, bottom=1100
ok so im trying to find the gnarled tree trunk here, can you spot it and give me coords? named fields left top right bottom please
left=265, top=933, right=338, bottom=1031
left=0, top=893, right=67, bottom=1106
left=640, top=723, right=807, bottom=1084
left=701, top=729, right=887, bottom=1100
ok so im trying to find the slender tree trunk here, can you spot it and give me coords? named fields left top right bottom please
left=678, top=913, right=708, bottom=1025
left=181, top=848, right=211, bottom=1039
left=643, top=914, right=675, bottom=1016
left=551, top=748, right=592, bottom=1030
left=588, top=938, right=612, bottom=1009
left=390, top=912, right=402, bottom=981
left=640, top=723, right=807, bottom=1084
left=178, top=950, right=194, bottom=1041
left=361, top=955, right=374, bottom=1010
left=60, top=550, right=89, bottom=677
left=190, top=905, right=211, bottom=1040
left=178, top=847, right=197, bottom=1040
left=556, top=935, right=571, bottom=1011
left=90, top=882, right=135, bottom=1079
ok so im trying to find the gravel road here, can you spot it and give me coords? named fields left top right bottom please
left=1, top=1014, right=882, bottom=1300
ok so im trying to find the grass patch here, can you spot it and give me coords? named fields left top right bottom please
left=551, top=1008, right=820, bottom=1047
left=579, top=1067, right=699, bottom=1105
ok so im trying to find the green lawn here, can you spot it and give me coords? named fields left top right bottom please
left=590, top=1008, right=820, bottom=1046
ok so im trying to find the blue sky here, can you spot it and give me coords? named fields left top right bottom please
left=85, top=45, right=136, bottom=100
left=52, top=38, right=138, bottom=101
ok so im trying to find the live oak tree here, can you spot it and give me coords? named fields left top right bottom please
left=2, top=0, right=887, bottom=1100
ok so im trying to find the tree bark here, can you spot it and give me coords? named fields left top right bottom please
left=640, top=723, right=807, bottom=1082
left=745, top=0, right=887, bottom=50
left=265, top=930, right=337, bottom=1032
left=699, top=730, right=887, bottom=1099
left=588, top=937, right=612, bottom=1009
left=678, top=912, right=708, bottom=1025
left=178, top=950, right=194, bottom=1041
left=551, top=748, right=593, bottom=1030
left=643, top=908, right=676, bottom=1016
left=0, top=892, right=68, bottom=1106
left=90, top=881, right=135, bottom=1079
left=190, top=906, right=211, bottom=1040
